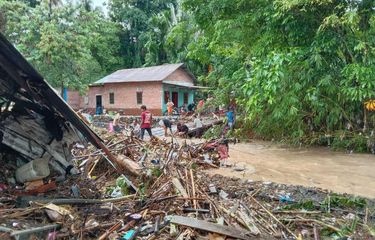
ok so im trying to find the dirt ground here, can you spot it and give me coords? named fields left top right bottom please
left=208, top=140, right=375, bottom=199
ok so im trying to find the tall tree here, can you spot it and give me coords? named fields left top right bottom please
left=108, top=0, right=177, bottom=67
left=183, top=0, right=375, bottom=140
left=0, top=0, right=124, bottom=95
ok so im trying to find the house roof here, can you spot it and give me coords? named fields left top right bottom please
left=163, top=80, right=210, bottom=89
left=95, top=63, right=185, bottom=84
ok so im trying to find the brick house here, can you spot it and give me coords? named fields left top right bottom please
left=68, top=63, right=202, bottom=115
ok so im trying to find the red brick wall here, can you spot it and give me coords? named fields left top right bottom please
left=67, top=90, right=82, bottom=110
left=85, top=82, right=163, bottom=115
left=163, top=68, right=194, bottom=84
left=71, top=68, right=194, bottom=115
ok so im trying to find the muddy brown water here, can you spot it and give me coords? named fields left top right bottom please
left=208, top=140, right=375, bottom=199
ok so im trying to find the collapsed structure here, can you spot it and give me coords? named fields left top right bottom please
left=0, top=33, right=110, bottom=181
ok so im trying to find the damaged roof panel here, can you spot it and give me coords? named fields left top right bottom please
left=0, top=33, right=102, bottom=149
left=0, top=33, right=129, bottom=178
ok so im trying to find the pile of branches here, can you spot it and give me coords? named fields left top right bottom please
left=1, top=130, right=374, bottom=240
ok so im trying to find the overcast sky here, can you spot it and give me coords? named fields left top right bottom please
left=92, top=0, right=108, bottom=14
left=92, top=0, right=106, bottom=7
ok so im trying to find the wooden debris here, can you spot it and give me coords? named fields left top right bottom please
left=172, top=178, right=189, bottom=198
left=237, top=209, right=261, bottom=235
left=190, top=169, right=198, bottom=210
left=1, top=124, right=373, bottom=240
left=98, top=221, right=122, bottom=240
left=10, top=224, right=61, bottom=237
left=44, top=203, right=74, bottom=219
left=117, top=154, right=142, bottom=176
left=249, top=195, right=297, bottom=238
left=168, top=215, right=253, bottom=240
left=25, top=195, right=135, bottom=205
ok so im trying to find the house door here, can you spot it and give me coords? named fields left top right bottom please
left=164, top=91, right=170, bottom=103
left=96, top=95, right=102, bottom=107
left=172, top=92, right=178, bottom=107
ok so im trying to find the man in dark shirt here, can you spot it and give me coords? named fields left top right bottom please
left=176, top=122, right=189, bottom=137
left=187, top=102, right=196, bottom=112
left=159, top=118, right=173, bottom=137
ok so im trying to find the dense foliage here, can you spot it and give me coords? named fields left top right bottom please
left=1, top=0, right=374, bottom=147
left=0, top=0, right=123, bottom=93
left=107, top=0, right=206, bottom=75
left=182, top=0, right=375, bottom=145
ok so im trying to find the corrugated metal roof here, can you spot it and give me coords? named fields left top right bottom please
left=95, top=63, right=184, bottom=84
left=0, top=33, right=103, bottom=149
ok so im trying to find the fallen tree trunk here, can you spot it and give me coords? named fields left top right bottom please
left=116, top=154, right=142, bottom=176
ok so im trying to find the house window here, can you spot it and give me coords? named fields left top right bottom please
left=84, top=95, right=89, bottom=105
left=183, top=92, right=189, bottom=104
left=136, top=92, right=143, bottom=105
left=109, top=92, right=115, bottom=104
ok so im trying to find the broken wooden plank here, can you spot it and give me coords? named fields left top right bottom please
left=10, top=224, right=61, bottom=237
left=167, top=215, right=253, bottom=240
left=190, top=169, right=197, bottom=210
left=18, top=194, right=135, bottom=206
left=237, top=210, right=260, bottom=235
left=172, top=178, right=188, bottom=198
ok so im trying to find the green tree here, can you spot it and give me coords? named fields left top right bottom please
left=0, top=0, right=124, bottom=95
left=108, top=0, right=177, bottom=67
left=183, top=0, right=375, bottom=141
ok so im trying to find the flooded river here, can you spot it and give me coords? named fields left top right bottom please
left=209, top=141, right=375, bottom=198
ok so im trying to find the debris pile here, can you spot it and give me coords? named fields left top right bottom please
left=1, top=131, right=374, bottom=240
left=91, top=115, right=159, bottom=129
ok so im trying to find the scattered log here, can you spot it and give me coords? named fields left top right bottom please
left=172, top=178, right=188, bottom=198
left=18, top=194, right=135, bottom=206
left=10, top=224, right=61, bottom=237
left=167, top=215, right=253, bottom=240
left=116, top=154, right=142, bottom=176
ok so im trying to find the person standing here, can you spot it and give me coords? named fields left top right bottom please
left=140, top=105, right=153, bottom=140
left=131, top=119, right=141, bottom=138
left=196, top=99, right=205, bottom=117
left=166, top=99, right=174, bottom=116
left=112, top=112, right=121, bottom=133
left=197, top=99, right=204, bottom=111
left=226, top=107, right=235, bottom=129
